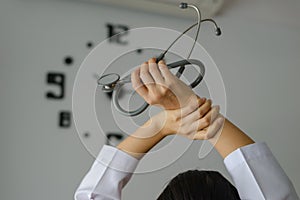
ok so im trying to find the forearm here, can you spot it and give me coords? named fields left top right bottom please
left=117, top=116, right=166, bottom=159
left=209, top=118, right=255, bottom=159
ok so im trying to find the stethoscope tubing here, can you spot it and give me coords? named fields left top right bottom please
left=112, top=59, right=205, bottom=116
left=99, top=3, right=221, bottom=116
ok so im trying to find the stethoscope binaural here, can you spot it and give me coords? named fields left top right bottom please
left=97, top=2, right=222, bottom=116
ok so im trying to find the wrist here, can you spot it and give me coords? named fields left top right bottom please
left=117, top=115, right=167, bottom=159
left=143, top=114, right=168, bottom=139
left=152, top=110, right=178, bottom=137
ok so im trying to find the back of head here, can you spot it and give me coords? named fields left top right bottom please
left=157, top=170, right=241, bottom=200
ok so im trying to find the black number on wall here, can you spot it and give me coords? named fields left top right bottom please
left=59, top=111, right=71, bottom=128
left=106, top=23, right=129, bottom=45
left=46, top=72, right=65, bottom=100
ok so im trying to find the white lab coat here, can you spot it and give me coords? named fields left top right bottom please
left=74, top=142, right=299, bottom=200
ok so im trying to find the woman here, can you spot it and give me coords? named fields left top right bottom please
left=74, top=58, right=299, bottom=200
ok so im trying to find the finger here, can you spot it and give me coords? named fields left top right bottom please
left=158, top=60, right=174, bottom=80
left=182, top=117, right=206, bottom=138
left=193, top=116, right=224, bottom=140
left=140, top=62, right=155, bottom=88
left=205, top=116, right=224, bottom=139
left=158, top=59, right=166, bottom=64
left=197, top=105, right=220, bottom=130
left=148, top=57, right=156, bottom=63
left=201, top=99, right=212, bottom=115
left=181, top=96, right=206, bottom=117
left=131, top=67, right=148, bottom=97
left=181, top=99, right=209, bottom=125
left=148, top=58, right=165, bottom=84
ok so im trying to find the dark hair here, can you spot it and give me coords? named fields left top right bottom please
left=157, top=170, right=241, bottom=200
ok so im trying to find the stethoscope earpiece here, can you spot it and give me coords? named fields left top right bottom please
left=215, top=27, right=222, bottom=36
left=179, top=2, right=188, bottom=9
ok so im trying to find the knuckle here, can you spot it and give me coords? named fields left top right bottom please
left=202, top=118, right=210, bottom=127
left=176, top=118, right=187, bottom=128
left=171, top=111, right=180, bottom=122
left=149, top=64, right=158, bottom=71
left=177, top=119, right=184, bottom=127
left=147, top=93, right=162, bottom=105
left=140, top=63, right=148, bottom=70
left=148, top=99, right=155, bottom=105
left=165, top=76, right=175, bottom=85
left=140, top=71, right=148, bottom=78
left=189, top=101, right=197, bottom=111
left=199, top=108, right=205, bottom=116
left=148, top=67, right=154, bottom=74
left=160, top=87, right=169, bottom=96
left=207, top=130, right=216, bottom=139
left=185, top=130, right=192, bottom=137
left=149, top=58, right=156, bottom=63
left=203, top=134, right=209, bottom=140
left=207, top=99, right=212, bottom=106
left=145, top=97, right=155, bottom=105
left=153, top=93, right=161, bottom=102
left=165, top=81, right=173, bottom=88
left=212, top=105, right=220, bottom=113
left=158, top=63, right=167, bottom=68
left=199, top=131, right=208, bottom=140
left=188, top=103, right=194, bottom=111
left=140, top=64, right=148, bottom=70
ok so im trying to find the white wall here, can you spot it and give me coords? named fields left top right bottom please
left=0, top=0, right=299, bottom=199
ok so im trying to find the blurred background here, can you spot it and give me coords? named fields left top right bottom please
left=0, top=0, right=299, bottom=199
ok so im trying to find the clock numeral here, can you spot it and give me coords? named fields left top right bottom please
left=59, top=111, right=72, bottom=128
left=106, top=23, right=129, bottom=45
left=46, top=72, right=65, bottom=100
left=106, top=133, right=124, bottom=146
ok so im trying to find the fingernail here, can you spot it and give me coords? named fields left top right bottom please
left=149, top=58, right=156, bottom=63
left=217, top=117, right=224, bottom=124
left=158, top=60, right=165, bottom=64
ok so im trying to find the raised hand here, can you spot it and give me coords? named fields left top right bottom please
left=131, top=58, right=196, bottom=110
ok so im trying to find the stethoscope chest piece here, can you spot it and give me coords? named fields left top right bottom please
left=97, top=73, right=120, bottom=93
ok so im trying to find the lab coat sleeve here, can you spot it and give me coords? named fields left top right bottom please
left=224, top=142, right=299, bottom=200
left=74, top=145, right=139, bottom=200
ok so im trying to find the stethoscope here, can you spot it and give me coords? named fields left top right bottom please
left=97, top=2, right=221, bottom=116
